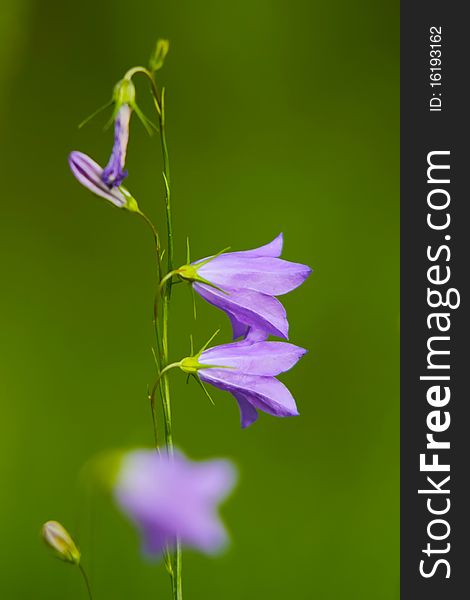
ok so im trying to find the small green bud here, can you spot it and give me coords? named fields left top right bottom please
left=113, top=78, right=136, bottom=108
left=150, top=39, right=170, bottom=71
left=42, top=521, right=81, bottom=565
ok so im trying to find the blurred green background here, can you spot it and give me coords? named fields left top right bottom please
left=0, top=0, right=398, bottom=598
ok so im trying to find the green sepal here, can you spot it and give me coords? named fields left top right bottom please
left=78, top=99, right=114, bottom=129
left=177, top=266, right=227, bottom=293
left=191, top=284, right=197, bottom=320
left=119, top=187, right=140, bottom=213
left=177, top=246, right=231, bottom=293
left=113, top=78, right=136, bottom=108
left=191, top=373, right=215, bottom=406
left=133, top=103, right=158, bottom=135
left=196, top=329, right=220, bottom=355
left=178, top=330, right=233, bottom=373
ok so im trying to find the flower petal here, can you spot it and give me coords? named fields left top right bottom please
left=226, top=310, right=249, bottom=340
left=200, top=370, right=299, bottom=419
left=191, top=460, right=237, bottom=503
left=233, top=391, right=259, bottom=428
left=102, top=104, right=131, bottom=187
left=69, top=151, right=127, bottom=207
left=194, top=284, right=289, bottom=339
left=200, top=341, right=307, bottom=376
left=245, top=327, right=270, bottom=342
left=226, top=311, right=270, bottom=341
left=230, top=233, right=284, bottom=258
left=114, top=451, right=236, bottom=557
left=198, top=256, right=312, bottom=296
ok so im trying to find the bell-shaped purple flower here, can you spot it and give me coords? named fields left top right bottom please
left=102, top=104, right=132, bottom=188
left=182, top=339, right=306, bottom=428
left=68, top=151, right=139, bottom=211
left=178, top=234, right=312, bottom=341
left=114, top=450, right=236, bottom=557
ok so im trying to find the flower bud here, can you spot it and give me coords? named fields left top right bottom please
left=42, top=521, right=81, bottom=565
left=150, top=39, right=170, bottom=72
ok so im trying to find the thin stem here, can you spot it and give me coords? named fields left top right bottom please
left=159, top=89, right=174, bottom=278
left=138, top=210, right=161, bottom=255
left=123, top=67, right=162, bottom=116
left=78, top=564, right=93, bottom=600
left=159, top=269, right=181, bottom=293
left=134, top=65, right=180, bottom=600
left=149, top=362, right=182, bottom=405
left=153, top=75, right=181, bottom=600
left=175, top=541, right=182, bottom=599
left=160, top=298, right=173, bottom=457
left=149, top=391, right=159, bottom=448
left=139, top=210, right=167, bottom=368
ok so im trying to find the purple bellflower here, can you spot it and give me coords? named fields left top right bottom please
left=180, top=338, right=306, bottom=428
left=177, top=234, right=312, bottom=341
left=102, top=103, right=131, bottom=188
left=114, top=450, right=236, bottom=557
left=68, top=151, right=139, bottom=212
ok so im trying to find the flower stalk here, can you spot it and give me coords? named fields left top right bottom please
left=120, top=56, right=181, bottom=600
left=78, top=563, right=94, bottom=600
left=133, top=59, right=182, bottom=600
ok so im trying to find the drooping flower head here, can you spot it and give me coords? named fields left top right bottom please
left=68, top=151, right=140, bottom=212
left=101, top=103, right=132, bottom=188
left=177, top=234, right=312, bottom=341
left=180, top=338, right=306, bottom=428
left=72, top=76, right=156, bottom=196
left=99, top=77, right=137, bottom=188
left=114, top=450, right=236, bottom=557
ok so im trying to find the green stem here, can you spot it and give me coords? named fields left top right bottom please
left=159, top=88, right=174, bottom=278
left=139, top=209, right=165, bottom=371
left=78, top=564, right=93, bottom=600
left=143, top=69, right=181, bottom=600
left=159, top=269, right=181, bottom=293
left=125, top=65, right=180, bottom=599
left=149, top=362, right=182, bottom=404
left=139, top=209, right=177, bottom=594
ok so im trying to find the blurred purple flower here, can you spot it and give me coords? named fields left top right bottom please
left=102, top=104, right=131, bottom=188
left=179, top=234, right=311, bottom=341
left=114, top=450, right=236, bottom=557
left=187, top=339, right=306, bottom=428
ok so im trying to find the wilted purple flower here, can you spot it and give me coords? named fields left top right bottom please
left=182, top=339, right=306, bottom=428
left=114, top=450, right=236, bottom=557
left=178, top=234, right=311, bottom=341
left=102, top=104, right=132, bottom=188
left=68, top=151, right=139, bottom=211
